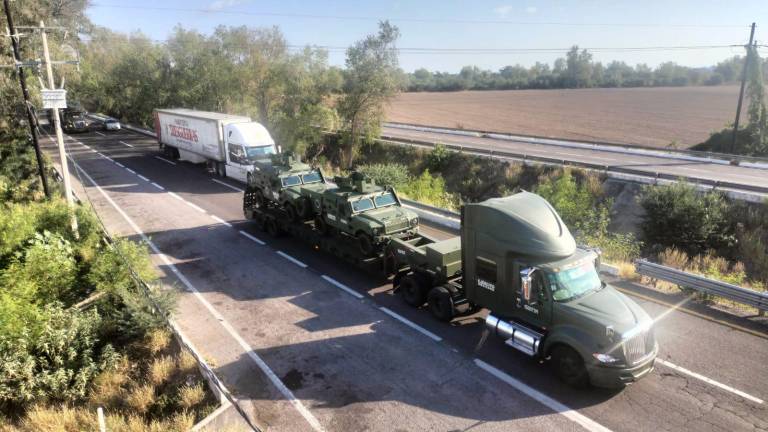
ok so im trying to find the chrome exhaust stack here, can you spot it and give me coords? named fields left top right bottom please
left=485, top=314, right=542, bottom=356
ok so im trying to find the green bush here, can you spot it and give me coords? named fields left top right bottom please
left=639, top=182, right=735, bottom=256
left=400, top=170, right=459, bottom=209
left=0, top=305, right=117, bottom=411
left=536, top=169, right=609, bottom=236
left=356, top=163, right=411, bottom=188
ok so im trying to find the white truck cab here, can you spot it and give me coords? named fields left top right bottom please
left=154, top=109, right=277, bottom=183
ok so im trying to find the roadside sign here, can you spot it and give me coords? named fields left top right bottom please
left=42, top=89, right=67, bottom=109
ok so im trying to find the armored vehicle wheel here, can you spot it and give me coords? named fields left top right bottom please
left=244, top=206, right=254, bottom=220
left=357, top=233, right=375, bottom=256
left=428, top=286, right=455, bottom=322
left=400, top=274, right=429, bottom=307
left=551, top=345, right=589, bottom=388
left=265, top=219, right=280, bottom=237
left=315, top=216, right=331, bottom=236
left=297, top=197, right=313, bottom=220
left=253, top=189, right=266, bottom=209
left=285, top=203, right=299, bottom=222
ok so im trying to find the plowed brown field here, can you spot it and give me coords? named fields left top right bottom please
left=385, top=86, right=744, bottom=149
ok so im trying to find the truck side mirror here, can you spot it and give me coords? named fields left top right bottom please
left=520, top=267, right=536, bottom=302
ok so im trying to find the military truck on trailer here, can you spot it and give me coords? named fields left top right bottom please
left=389, top=191, right=657, bottom=388
left=302, top=172, right=419, bottom=256
left=247, top=154, right=328, bottom=222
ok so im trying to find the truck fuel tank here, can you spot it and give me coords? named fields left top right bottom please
left=485, top=314, right=543, bottom=357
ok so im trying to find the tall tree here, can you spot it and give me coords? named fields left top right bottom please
left=745, top=46, right=767, bottom=154
left=337, top=21, right=401, bottom=168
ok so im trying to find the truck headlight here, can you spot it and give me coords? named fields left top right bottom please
left=592, top=353, right=621, bottom=364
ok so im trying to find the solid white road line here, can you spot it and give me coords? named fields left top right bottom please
left=321, top=275, right=364, bottom=299
left=185, top=201, right=207, bottom=214
left=68, top=157, right=326, bottom=432
left=212, top=178, right=244, bottom=192
left=115, top=162, right=125, bottom=168
left=168, top=191, right=184, bottom=201
left=95, top=131, right=106, bottom=136
left=137, top=174, right=150, bottom=182
left=211, top=215, right=233, bottom=228
left=474, top=359, right=613, bottom=432
left=276, top=251, right=308, bottom=268
left=151, top=182, right=165, bottom=190
left=656, top=359, right=764, bottom=404
left=126, top=168, right=136, bottom=174
left=119, top=140, right=134, bottom=148
left=154, top=156, right=177, bottom=165
left=379, top=307, right=442, bottom=342
left=239, top=230, right=266, bottom=245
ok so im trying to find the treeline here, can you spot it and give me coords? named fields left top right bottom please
left=404, top=46, right=763, bottom=91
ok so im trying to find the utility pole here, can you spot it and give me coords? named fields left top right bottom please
left=40, top=20, right=77, bottom=233
left=2, top=0, right=50, bottom=198
left=731, top=22, right=756, bottom=154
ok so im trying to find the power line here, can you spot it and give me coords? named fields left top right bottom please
left=87, top=3, right=750, bottom=28
left=77, top=35, right=742, bottom=55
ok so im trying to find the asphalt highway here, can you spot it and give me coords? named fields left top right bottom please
left=42, top=127, right=768, bottom=431
left=380, top=126, right=768, bottom=194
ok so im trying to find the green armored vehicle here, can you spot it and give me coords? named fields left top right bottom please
left=389, top=191, right=657, bottom=388
left=303, top=172, right=419, bottom=256
left=245, top=154, right=328, bottom=222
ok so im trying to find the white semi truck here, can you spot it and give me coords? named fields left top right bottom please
left=153, top=109, right=277, bottom=183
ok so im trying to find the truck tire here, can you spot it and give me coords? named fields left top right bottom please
left=217, top=162, right=226, bottom=178
left=285, top=203, right=299, bottom=222
left=296, top=197, right=313, bottom=220
left=265, top=218, right=280, bottom=237
left=551, top=345, right=589, bottom=388
left=315, top=216, right=331, bottom=236
left=428, top=286, right=456, bottom=322
left=252, top=189, right=266, bottom=209
left=357, top=233, right=375, bottom=257
left=400, top=274, right=428, bottom=307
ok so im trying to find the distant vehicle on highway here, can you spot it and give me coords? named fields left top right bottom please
left=103, top=118, right=121, bottom=131
left=154, top=108, right=278, bottom=183
left=61, top=108, right=88, bottom=133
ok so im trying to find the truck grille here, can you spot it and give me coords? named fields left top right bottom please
left=385, top=220, right=409, bottom=234
left=622, top=329, right=653, bottom=364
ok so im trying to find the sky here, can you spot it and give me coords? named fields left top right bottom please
left=85, top=0, right=768, bottom=73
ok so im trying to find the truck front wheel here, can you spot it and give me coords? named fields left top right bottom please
left=400, top=274, right=428, bottom=307
left=551, top=345, right=589, bottom=388
left=285, top=203, right=299, bottom=222
left=428, top=286, right=456, bottom=322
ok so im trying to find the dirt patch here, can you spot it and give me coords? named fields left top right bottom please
left=386, top=86, right=744, bottom=148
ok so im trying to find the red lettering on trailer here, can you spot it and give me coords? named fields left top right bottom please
left=167, top=124, right=198, bottom=142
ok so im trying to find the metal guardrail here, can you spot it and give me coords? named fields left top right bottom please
left=635, top=259, right=768, bottom=313
left=385, top=121, right=768, bottom=169
left=377, top=135, right=768, bottom=199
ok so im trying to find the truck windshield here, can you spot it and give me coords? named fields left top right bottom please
left=351, top=198, right=375, bottom=212
left=549, top=261, right=602, bottom=302
left=245, top=145, right=275, bottom=162
left=301, top=171, right=323, bottom=184
left=281, top=175, right=302, bottom=187
left=374, top=192, right=397, bottom=208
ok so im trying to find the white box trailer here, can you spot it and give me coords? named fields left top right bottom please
left=153, top=108, right=277, bottom=183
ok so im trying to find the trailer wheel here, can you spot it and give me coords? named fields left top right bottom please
left=252, top=189, right=266, bottom=209
left=428, top=286, right=456, bottom=322
left=265, top=218, right=280, bottom=237
left=551, top=345, right=589, bottom=388
left=400, top=274, right=428, bottom=307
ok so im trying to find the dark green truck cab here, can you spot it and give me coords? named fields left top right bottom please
left=390, top=191, right=657, bottom=388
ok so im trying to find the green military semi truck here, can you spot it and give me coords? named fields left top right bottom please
left=388, top=191, right=657, bottom=388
